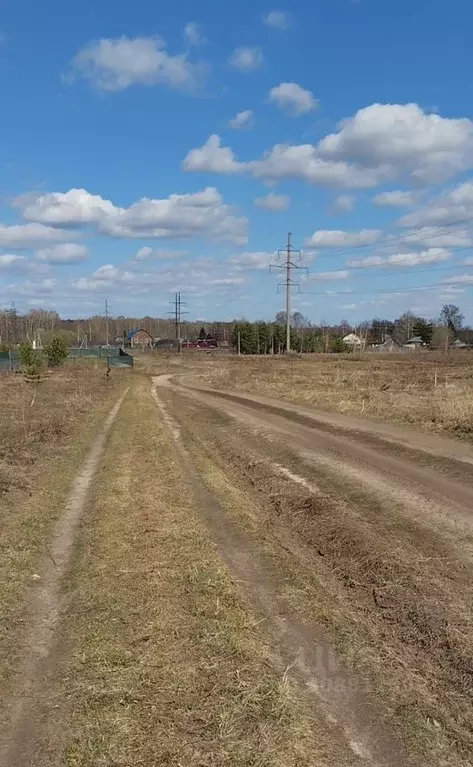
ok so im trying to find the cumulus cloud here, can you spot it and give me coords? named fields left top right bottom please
left=254, top=193, right=290, bottom=211
left=36, top=243, right=89, bottom=264
left=228, top=47, right=263, bottom=72
left=318, top=103, right=473, bottom=184
left=251, top=144, right=388, bottom=187
left=182, top=135, right=243, bottom=173
left=16, top=185, right=247, bottom=244
left=228, top=110, right=253, bottom=129
left=399, top=181, right=473, bottom=228
left=305, top=229, right=381, bottom=248
left=0, top=223, right=70, bottom=248
left=348, top=247, right=451, bottom=268
left=182, top=104, right=473, bottom=190
left=183, top=22, right=205, bottom=47
left=19, top=188, right=115, bottom=225
left=373, top=190, right=417, bottom=207
left=269, top=82, right=317, bottom=116
left=263, top=11, right=290, bottom=29
left=68, top=35, right=204, bottom=92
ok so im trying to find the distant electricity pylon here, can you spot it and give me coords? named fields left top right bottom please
left=167, top=291, right=188, bottom=352
left=270, top=232, right=308, bottom=353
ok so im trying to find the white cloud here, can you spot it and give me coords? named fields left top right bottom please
left=182, top=104, right=473, bottom=191
left=182, top=134, right=243, bottom=173
left=399, top=181, right=473, bottom=228
left=263, top=11, right=290, bottom=29
left=0, top=223, right=70, bottom=248
left=69, top=35, right=204, bottom=92
left=349, top=247, right=451, bottom=268
left=183, top=22, right=205, bottom=46
left=13, top=278, right=57, bottom=296
left=319, top=103, right=473, bottom=184
left=36, top=243, right=89, bottom=264
left=332, top=194, right=355, bottom=213
left=228, top=110, right=253, bottom=129
left=16, top=185, right=247, bottom=244
left=132, top=246, right=187, bottom=262
left=228, top=47, right=263, bottom=72
left=373, top=190, right=417, bottom=207
left=0, top=254, right=26, bottom=268
left=19, top=188, right=115, bottom=225
left=400, top=227, right=472, bottom=248
left=305, top=229, right=381, bottom=247
left=269, top=82, right=317, bottom=116
left=228, top=252, right=273, bottom=270
left=254, top=193, right=290, bottom=211
left=251, top=144, right=390, bottom=188
left=441, top=273, right=473, bottom=285
left=311, top=270, right=351, bottom=280
left=102, top=187, right=248, bottom=244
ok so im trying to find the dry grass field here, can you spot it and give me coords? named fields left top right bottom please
left=0, top=362, right=130, bottom=697
left=190, top=351, right=473, bottom=438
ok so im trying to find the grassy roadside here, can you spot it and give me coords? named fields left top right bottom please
left=50, top=376, right=348, bottom=767
left=190, top=353, right=473, bottom=439
left=0, top=363, right=129, bottom=699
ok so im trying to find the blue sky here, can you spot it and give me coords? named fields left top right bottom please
left=2, top=0, right=473, bottom=323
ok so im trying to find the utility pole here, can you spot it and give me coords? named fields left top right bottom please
left=270, top=232, right=308, bottom=353
left=168, top=292, right=188, bottom=353
left=105, top=298, right=109, bottom=348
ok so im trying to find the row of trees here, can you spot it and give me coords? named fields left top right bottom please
left=231, top=305, right=471, bottom=355
left=0, top=304, right=470, bottom=353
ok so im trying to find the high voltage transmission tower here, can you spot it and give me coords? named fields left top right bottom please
left=168, top=291, right=188, bottom=352
left=270, top=232, right=308, bottom=353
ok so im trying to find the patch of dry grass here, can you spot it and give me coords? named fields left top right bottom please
left=53, top=378, right=343, bottom=767
left=0, top=362, right=129, bottom=695
left=191, top=351, right=473, bottom=438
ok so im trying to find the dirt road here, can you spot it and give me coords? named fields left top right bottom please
left=153, top=373, right=473, bottom=767
left=2, top=371, right=472, bottom=766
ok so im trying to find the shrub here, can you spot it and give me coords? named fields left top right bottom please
left=331, top=337, right=350, bottom=354
left=44, top=336, right=69, bottom=368
left=19, top=343, right=43, bottom=379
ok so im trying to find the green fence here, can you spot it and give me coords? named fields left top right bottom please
left=0, top=347, right=133, bottom=372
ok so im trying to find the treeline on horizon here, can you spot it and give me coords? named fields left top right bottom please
left=0, top=305, right=471, bottom=352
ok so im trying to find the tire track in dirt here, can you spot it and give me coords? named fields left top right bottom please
left=152, top=376, right=414, bottom=767
left=155, top=375, right=473, bottom=766
left=0, top=389, right=129, bottom=767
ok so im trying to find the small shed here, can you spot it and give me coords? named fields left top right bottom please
left=404, top=335, right=424, bottom=349
left=127, top=329, right=154, bottom=348
left=369, top=335, right=403, bottom=353
left=343, top=332, right=362, bottom=349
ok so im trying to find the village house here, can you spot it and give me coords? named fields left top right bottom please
left=127, top=329, right=154, bottom=348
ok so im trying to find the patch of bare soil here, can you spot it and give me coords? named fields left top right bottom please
left=160, top=383, right=473, bottom=767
